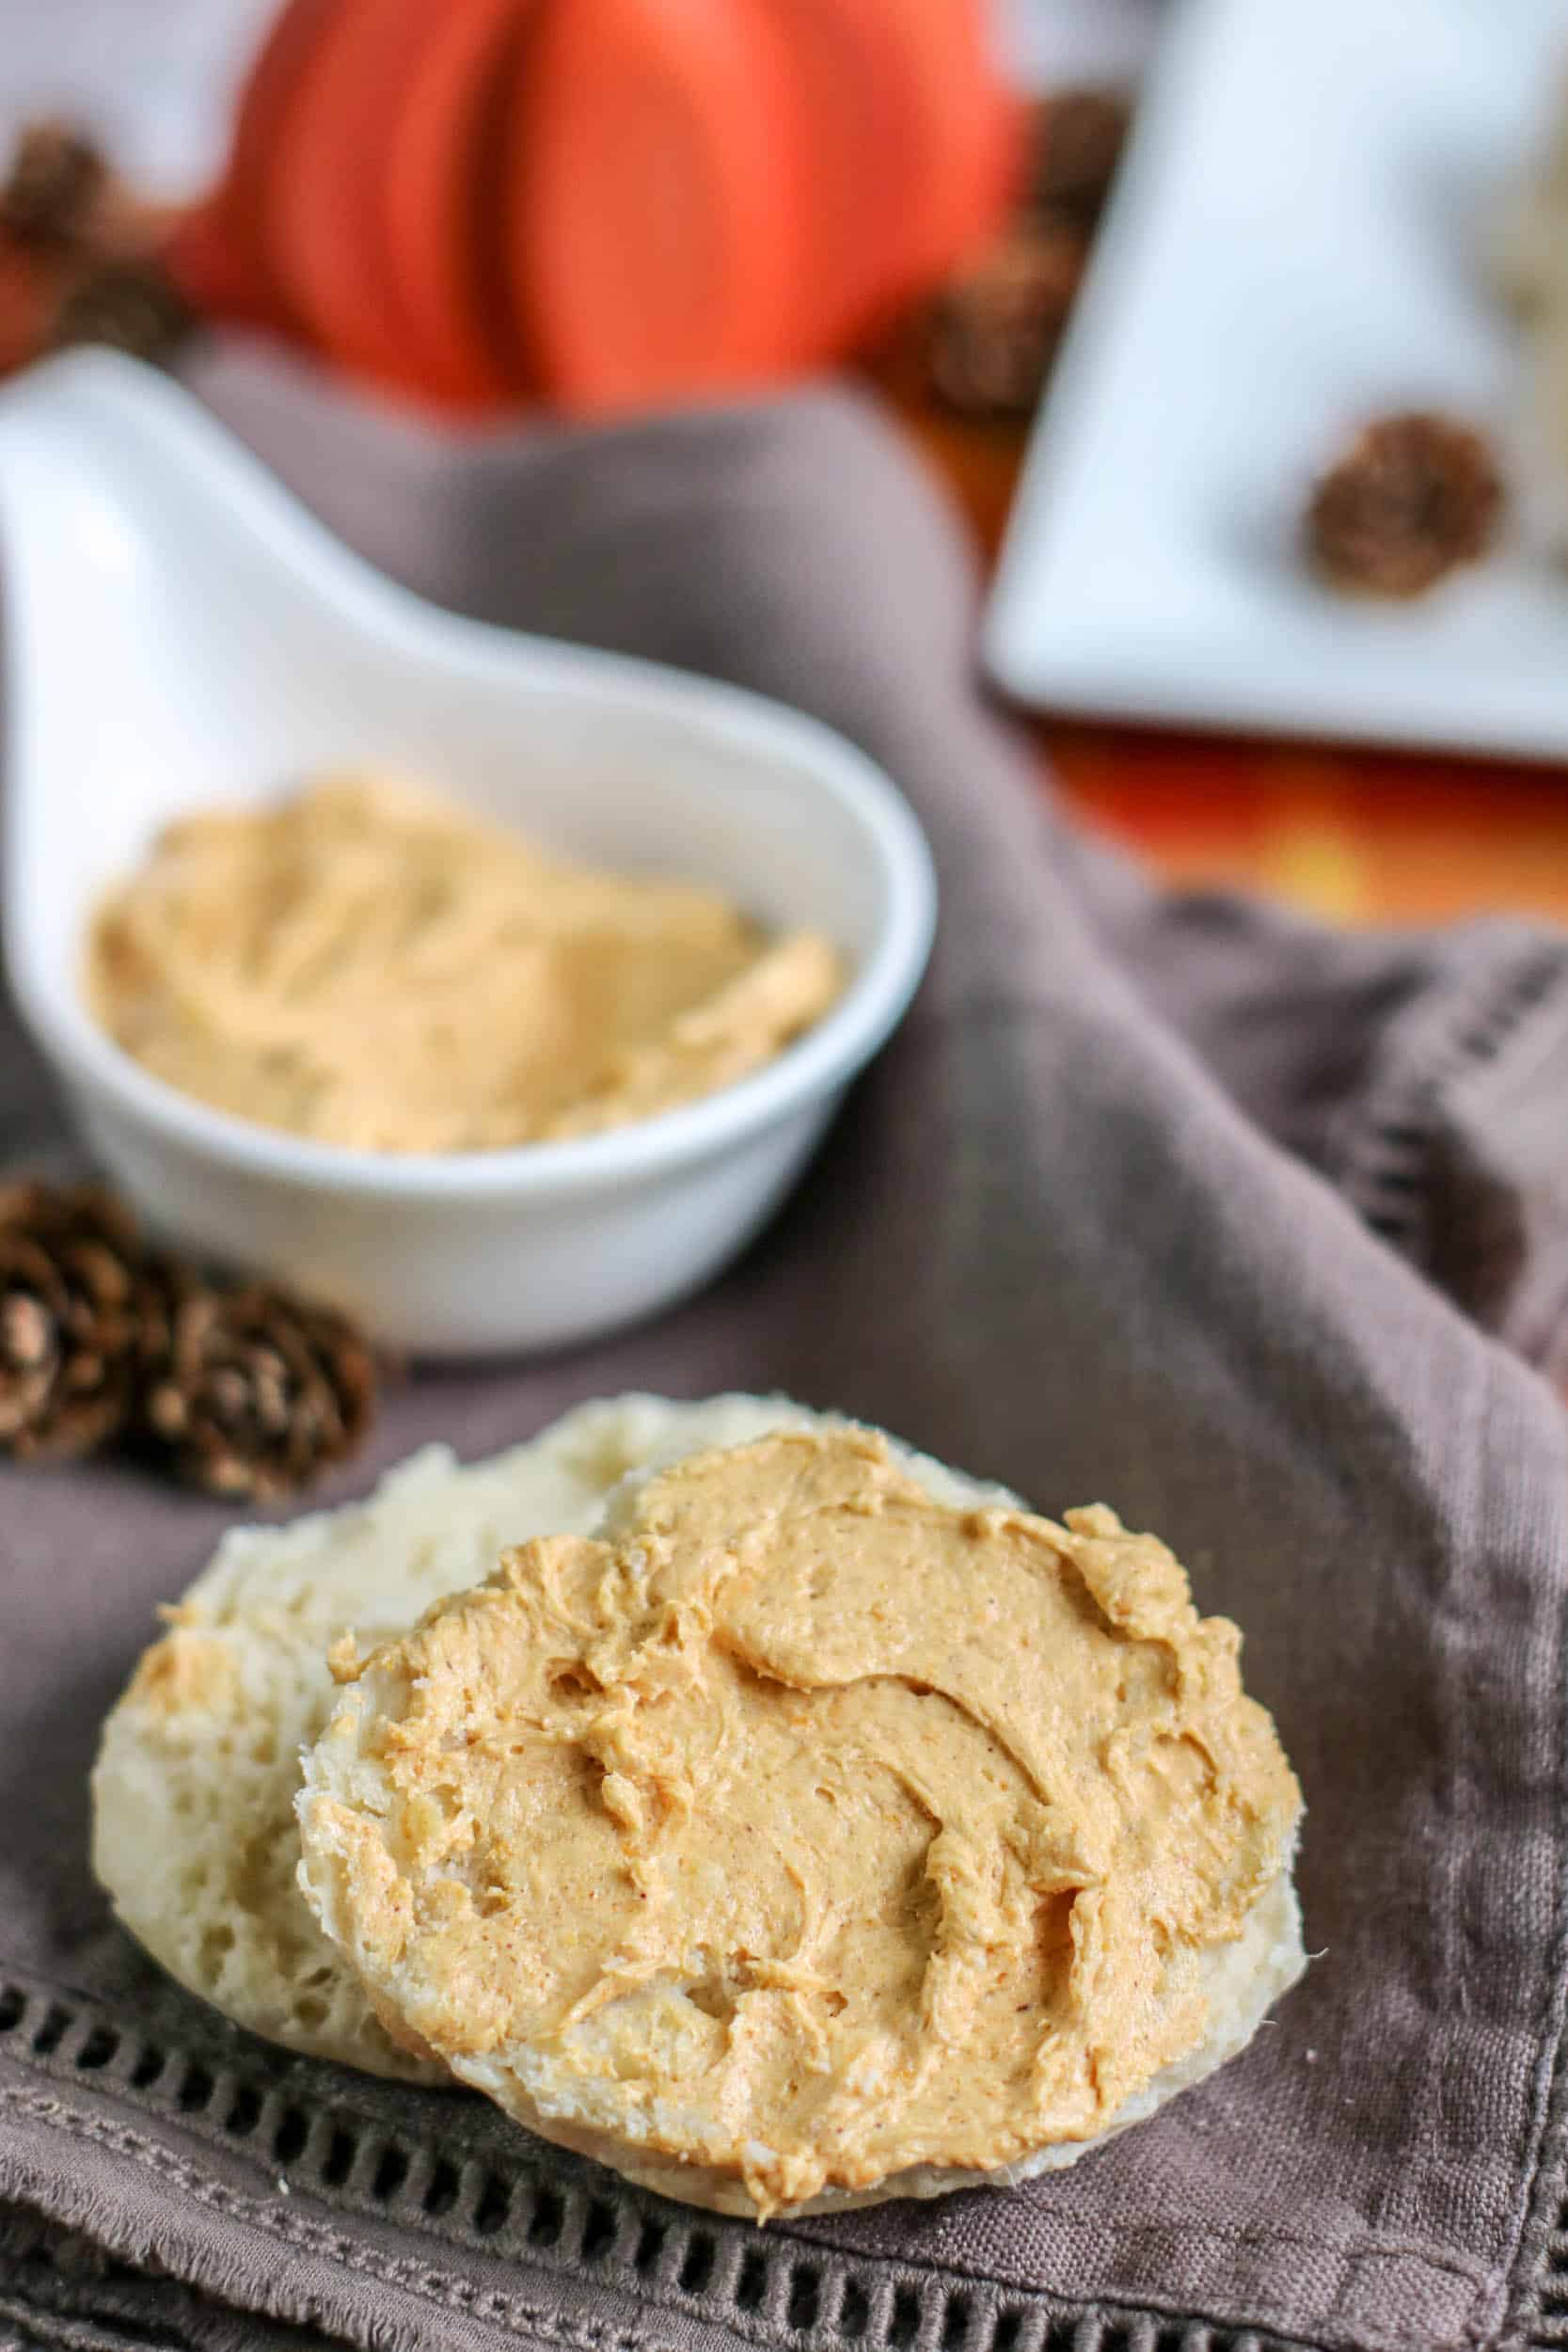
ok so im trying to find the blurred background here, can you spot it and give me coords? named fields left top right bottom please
left=4, top=0, right=1567, bottom=929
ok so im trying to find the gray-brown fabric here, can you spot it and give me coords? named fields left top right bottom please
left=3, top=340, right=1568, bottom=2352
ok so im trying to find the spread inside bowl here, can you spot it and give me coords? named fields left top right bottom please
left=84, top=775, right=845, bottom=1154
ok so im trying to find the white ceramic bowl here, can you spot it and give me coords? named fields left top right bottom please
left=0, top=353, right=934, bottom=1357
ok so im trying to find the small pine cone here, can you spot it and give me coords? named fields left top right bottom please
left=46, top=253, right=195, bottom=366
left=0, top=121, right=108, bottom=253
left=142, top=1280, right=376, bottom=1503
left=926, top=225, right=1085, bottom=420
left=0, top=1183, right=147, bottom=1463
left=1306, top=412, right=1504, bottom=599
left=1025, top=89, right=1132, bottom=236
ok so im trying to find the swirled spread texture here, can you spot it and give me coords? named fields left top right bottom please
left=87, top=777, right=843, bottom=1152
left=298, top=1427, right=1302, bottom=2216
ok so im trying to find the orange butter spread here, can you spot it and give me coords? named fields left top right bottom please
left=299, top=1428, right=1301, bottom=2216
left=86, top=777, right=843, bottom=1152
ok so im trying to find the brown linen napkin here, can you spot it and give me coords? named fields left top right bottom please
left=3, top=342, right=1568, bottom=2352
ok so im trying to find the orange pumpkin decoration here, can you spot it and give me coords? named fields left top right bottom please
left=511, top=0, right=813, bottom=414
left=382, top=0, right=536, bottom=405
left=884, top=0, right=1022, bottom=295
left=168, top=0, right=1016, bottom=418
left=262, top=0, right=443, bottom=391
left=166, top=0, right=341, bottom=338
left=757, top=0, right=1022, bottom=354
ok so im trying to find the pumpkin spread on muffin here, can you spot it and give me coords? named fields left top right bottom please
left=296, top=1422, right=1303, bottom=2219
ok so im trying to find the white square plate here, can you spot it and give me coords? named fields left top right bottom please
left=983, top=0, right=1568, bottom=760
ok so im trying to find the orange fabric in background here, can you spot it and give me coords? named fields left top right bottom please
left=1055, top=738, right=1568, bottom=927
left=895, top=399, right=1568, bottom=929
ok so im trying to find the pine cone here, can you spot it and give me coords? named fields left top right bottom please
left=926, top=225, right=1085, bottom=419
left=1025, top=89, right=1132, bottom=236
left=142, top=1280, right=376, bottom=1502
left=46, top=254, right=195, bottom=366
left=0, top=1184, right=147, bottom=1463
left=0, top=121, right=108, bottom=253
left=1306, top=412, right=1504, bottom=599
